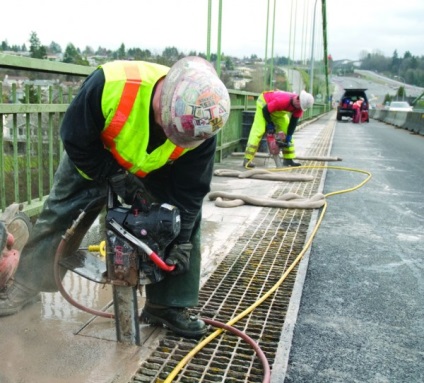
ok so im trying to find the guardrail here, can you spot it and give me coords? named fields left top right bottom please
left=1, top=53, right=326, bottom=216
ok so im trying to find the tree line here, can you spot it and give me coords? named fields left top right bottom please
left=333, top=49, right=424, bottom=88
left=3, top=32, right=424, bottom=91
left=1, top=32, right=239, bottom=71
left=360, top=50, right=424, bottom=87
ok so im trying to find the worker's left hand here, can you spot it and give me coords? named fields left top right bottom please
left=276, top=139, right=293, bottom=148
left=276, top=138, right=288, bottom=148
left=165, top=243, right=193, bottom=275
left=276, top=134, right=292, bottom=148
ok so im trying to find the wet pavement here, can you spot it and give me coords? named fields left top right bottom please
left=4, top=110, right=424, bottom=383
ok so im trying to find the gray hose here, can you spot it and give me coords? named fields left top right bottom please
left=208, top=191, right=325, bottom=208
left=214, top=168, right=314, bottom=182
left=230, top=152, right=342, bottom=161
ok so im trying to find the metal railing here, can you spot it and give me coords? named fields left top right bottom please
left=0, top=53, right=326, bottom=216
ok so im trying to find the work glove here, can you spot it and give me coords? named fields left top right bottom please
left=276, top=139, right=293, bottom=148
left=275, top=132, right=290, bottom=148
left=276, top=138, right=288, bottom=148
left=266, top=122, right=275, bottom=134
left=165, top=242, right=193, bottom=276
left=108, top=171, right=143, bottom=206
left=282, top=135, right=293, bottom=148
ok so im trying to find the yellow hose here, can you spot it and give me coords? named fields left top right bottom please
left=163, top=164, right=372, bottom=382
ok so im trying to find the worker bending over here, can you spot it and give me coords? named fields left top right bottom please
left=0, top=56, right=230, bottom=339
left=243, top=90, right=314, bottom=168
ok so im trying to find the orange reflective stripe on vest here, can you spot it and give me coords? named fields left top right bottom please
left=170, top=146, right=185, bottom=160
left=134, top=146, right=185, bottom=177
left=101, top=63, right=141, bottom=170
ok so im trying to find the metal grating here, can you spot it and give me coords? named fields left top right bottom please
left=129, top=121, right=334, bottom=382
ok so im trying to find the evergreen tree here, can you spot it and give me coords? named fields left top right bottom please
left=117, top=43, right=126, bottom=59
left=62, top=43, right=89, bottom=65
left=29, top=32, right=47, bottom=59
left=48, top=41, right=62, bottom=54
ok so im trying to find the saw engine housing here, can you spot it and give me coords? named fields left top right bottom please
left=105, top=203, right=181, bottom=286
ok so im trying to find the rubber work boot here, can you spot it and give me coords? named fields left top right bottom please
left=283, top=159, right=301, bottom=167
left=140, top=302, right=207, bottom=338
left=243, top=158, right=255, bottom=168
left=0, top=280, right=40, bottom=317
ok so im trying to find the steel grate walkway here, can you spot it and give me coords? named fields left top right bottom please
left=129, top=119, right=334, bottom=382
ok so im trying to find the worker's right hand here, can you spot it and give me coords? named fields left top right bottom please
left=266, top=122, right=275, bottom=134
left=108, top=171, right=141, bottom=205
left=165, top=242, right=193, bottom=275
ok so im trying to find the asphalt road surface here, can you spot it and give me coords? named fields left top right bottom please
left=283, top=118, right=424, bottom=382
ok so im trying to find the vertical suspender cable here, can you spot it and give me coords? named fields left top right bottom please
left=206, top=0, right=212, bottom=60
left=301, top=0, right=308, bottom=65
left=287, top=0, right=293, bottom=89
left=216, top=0, right=223, bottom=76
left=291, top=1, right=298, bottom=72
left=309, top=0, right=318, bottom=95
left=321, top=0, right=330, bottom=108
left=269, top=0, right=277, bottom=89
left=264, top=0, right=270, bottom=90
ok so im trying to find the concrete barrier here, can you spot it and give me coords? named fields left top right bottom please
left=370, top=110, right=424, bottom=135
left=405, top=112, right=424, bottom=135
left=379, top=109, right=389, bottom=122
left=386, top=111, right=408, bottom=129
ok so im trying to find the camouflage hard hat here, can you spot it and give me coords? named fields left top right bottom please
left=160, top=56, right=231, bottom=148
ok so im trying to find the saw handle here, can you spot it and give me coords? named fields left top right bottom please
left=87, top=241, right=175, bottom=271
left=149, top=251, right=175, bottom=272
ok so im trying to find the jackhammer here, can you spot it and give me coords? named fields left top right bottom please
left=266, top=130, right=287, bottom=168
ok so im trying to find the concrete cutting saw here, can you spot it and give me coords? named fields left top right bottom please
left=60, top=191, right=181, bottom=287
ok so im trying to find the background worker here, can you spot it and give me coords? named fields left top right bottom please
left=352, top=97, right=364, bottom=123
left=0, top=56, right=231, bottom=339
left=243, top=90, right=314, bottom=168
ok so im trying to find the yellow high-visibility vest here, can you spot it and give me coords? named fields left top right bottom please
left=100, top=60, right=189, bottom=178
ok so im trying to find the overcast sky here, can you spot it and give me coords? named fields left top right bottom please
left=2, top=0, right=423, bottom=62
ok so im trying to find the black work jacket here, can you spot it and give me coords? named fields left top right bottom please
left=60, top=69, right=216, bottom=242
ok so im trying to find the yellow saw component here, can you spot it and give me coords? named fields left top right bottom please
left=87, top=240, right=106, bottom=257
